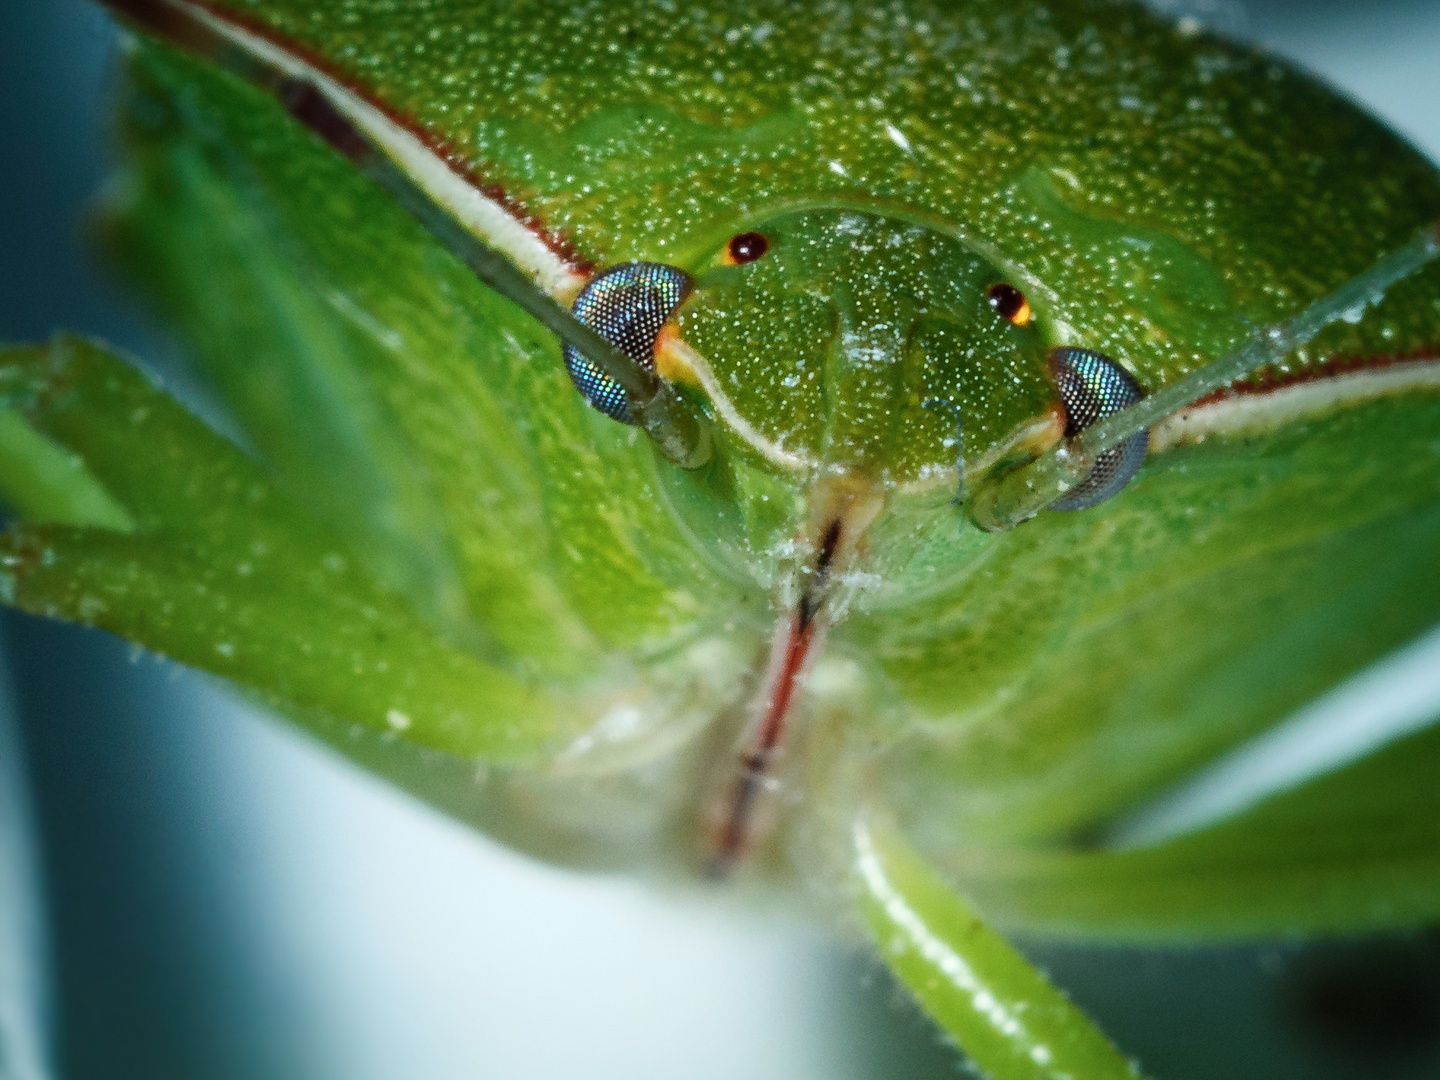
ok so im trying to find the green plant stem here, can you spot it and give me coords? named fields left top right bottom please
left=853, top=814, right=1144, bottom=1080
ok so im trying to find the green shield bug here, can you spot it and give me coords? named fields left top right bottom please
left=2, top=1, right=1439, bottom=1076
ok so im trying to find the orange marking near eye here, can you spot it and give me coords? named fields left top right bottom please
left=988, top=282, right=1032, bottom=327
left=653, top=323, right=702, bottom=386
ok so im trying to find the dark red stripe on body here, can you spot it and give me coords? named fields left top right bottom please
left=1191, top=347, right=1440, bottom=407
left=101, top=0, right=594, bottom=273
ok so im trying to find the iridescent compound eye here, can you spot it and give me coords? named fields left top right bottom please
left=1048, top=347, right=1149, bottom=511
left=563, top=262, right=693, bottom=424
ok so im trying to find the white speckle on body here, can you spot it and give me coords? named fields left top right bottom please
left=882, top=120, right=912, bottom=152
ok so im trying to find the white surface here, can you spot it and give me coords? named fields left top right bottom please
left=1249, top=0, right=1440, bottom=165
left=1111, top=622, right=1440, bottom=849
left=170, top=675, right=866, bottom=1080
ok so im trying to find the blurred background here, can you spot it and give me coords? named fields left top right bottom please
left=1, top=2, right=1438, bottom=1078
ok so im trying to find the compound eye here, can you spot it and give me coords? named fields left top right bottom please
left=987, top=282, right=1032, bottom=327
left=1048, top=347, right=1149, bottom=511
left=563, top=262, right=692, bottom=423
left=724, top=231, right=770, bottom=265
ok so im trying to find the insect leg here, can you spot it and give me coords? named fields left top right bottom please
left=854, top=815, right=1147, bottom=1080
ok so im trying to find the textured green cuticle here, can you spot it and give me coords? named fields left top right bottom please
left=218, top=0, right=1440, bottom=385
left=1009, top=166, right=1250, bottom=367
left=678, top=209, right=1053, bottom=482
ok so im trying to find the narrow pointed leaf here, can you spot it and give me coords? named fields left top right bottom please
left=0, top=338, right=557, bottom=760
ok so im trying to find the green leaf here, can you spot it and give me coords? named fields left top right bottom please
left=0, top=403, right=134, bottom=531
left=0, top=337, right=557, bottom=760
left=952, top=714, right=1440, bottom=942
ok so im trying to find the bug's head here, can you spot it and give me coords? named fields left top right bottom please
left=671, top=209, right=1056, bottom=488
left=564, top=208, right=1149, bottom=540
